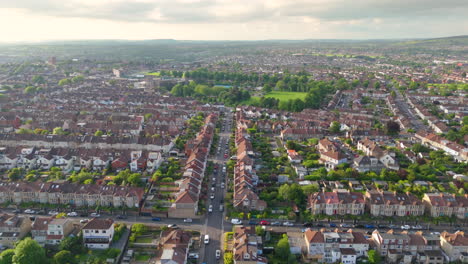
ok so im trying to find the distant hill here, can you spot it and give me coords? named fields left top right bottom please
left=395, top=35, right=468, bottom=46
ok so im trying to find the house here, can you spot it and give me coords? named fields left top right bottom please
left=32, top=217, right=53, bottom=245
left=82, top=218, right=115, bottom=249
left=308, top=190, right=365, bottom=216
left=156, top=229, right=192, bottom=264
left=46, top=218, right=74, bottom=245
left=423, top=193, right=468, bottom=219
left=416, top=250, right=446, bottom=264
left=287, top=149, right=303, bottom=163
left=319, top=150, right=348, bottom=170
left=366, top=191, right=425, bottom=217
left=353, top=155, right=384, bottom=172
left=372, top=230, right=411, bottom=261
left=304, top=229, right=369, bottom=263
left=0, top=214, right=32, bottom=248
left=440, top=231, right=468, bottom=262
left=233, top=226, right=268, bottom=264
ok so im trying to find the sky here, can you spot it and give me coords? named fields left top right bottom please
left=0, top=0, right=467, bottom=42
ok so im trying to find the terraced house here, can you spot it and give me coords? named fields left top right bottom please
left=0, top=181, right=144, bottom=208
left=308, top=190, right=365, bottom=216
left=423, top=193, right=468, bottom=219
left=366, top=190, right=425, bottom=217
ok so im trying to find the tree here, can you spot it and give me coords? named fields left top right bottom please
left=223, top=252, right=233, bottom=264
left=94, top=130, right=103, bottom=137
left=12, top=238, right=47, bottom=264
left=301, top=184, right=319, bottom=195
left=8, top=168, right=22, bottom=181
left=131, top=223, right=147, bottom=235
left=53, top=250, right=75, bottom=264
left=368, top=249, right=382, bottom=264
left=0, top=249, right=14, bottom=264
left=255, top=226, right=265, bottom=236
left=53, top=127, right=66, bottom=135
left=24, top=86, right=36, bottom=94
left=263, top=84, right=272, bottom=93
left=330, top=121, right=341, bottom=133
left=374, top=81, right=381, bottom=89
left=385, top=121, right=400, bottom=135
left=275, top=234, right=291, bottom=261
left=127, top=173, right=143, bottom=187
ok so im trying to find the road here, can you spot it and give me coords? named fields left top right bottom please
left=389, top=85, right=427, bottom=131
left=202, top=109, right=233, bottom=264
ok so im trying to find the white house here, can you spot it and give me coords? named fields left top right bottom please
left=82, top=218, right=114, bottom=249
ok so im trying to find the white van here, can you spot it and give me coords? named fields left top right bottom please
left=204, top=235, right=210, bottom=244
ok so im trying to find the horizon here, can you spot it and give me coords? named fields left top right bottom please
left=1, top=0, right=467, bottom=42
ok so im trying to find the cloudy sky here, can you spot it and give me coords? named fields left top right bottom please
left=1, top=0, right=467, bottom=42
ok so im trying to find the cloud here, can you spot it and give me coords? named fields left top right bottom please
left=1, top=0, right=466, bottom=24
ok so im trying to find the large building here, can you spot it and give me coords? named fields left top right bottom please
left=308, top=191, right=365, bottom=216
left=82, top=218, right=115, bottom=249
left=0, top=181, right=144, bottom=208
left=423, top=193, right=468, bottom=219
left=366, top=191, right=425, bottom=217
left=0, top=214, right=32, bottom=248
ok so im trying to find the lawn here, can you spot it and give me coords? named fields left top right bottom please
left=146, top=72, right=160, bottom=76
left=135, top=254, right=152, bottom=261
left=135, top=236, right=153, bottom=243
left=264, top=91, right=308, bottom=101
left=243, top=91, right=308, bottom=105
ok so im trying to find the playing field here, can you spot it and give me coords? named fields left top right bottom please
left=264, top=91, right=308, bottom=101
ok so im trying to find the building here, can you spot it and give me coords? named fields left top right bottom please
left=156, top=229, right=192, bottom=264
left=46, top=218, right=74, bottom=245
left=233, top=226, right=268, bottom=264
left=304, top=229, right=369, bottom=263
left=308, top=191, right=365, bottom=216
left=366, top=191, right=425, bottom=217
left=82, top=218, right=114, bottom=249
left=423, top=193, right=468, bottom=219
left=0, top=214, right=32, bottom=248
left=440, top=231, right=468, bottom=262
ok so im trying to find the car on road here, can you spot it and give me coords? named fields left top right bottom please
left=412, top=225, right=423, bottom=230
left=221, top=182, right=225, bottom=189
left=355, top=224, right=365, bottom=228
left=211, top=187, right=215, bottom=192
left=183, top=218, right=193, bottom=223
left=210, top=193, right=215, bottom=199
left=80, top=219, right=89, bottom=224
left=388, top=224, right=398, bottom=229
left=90, top=213, right=100, bottom=217
left=364, top=224, right=375, bottom=229
left=401, top=225, right=411, bottom=230
left=215, top=250, right=221, bottom=259
left=188, top=253, right=199, bottom=259
left=224, top=154, right=228, bottom=158
left=283, top=222, right=294, bottom=226
left=208, top=205, right=213, bottom=213
left=231, top=219, right=242, bottom=225
left=248, top=220, right=258, bottom=225
left=272, top=221, right=282, bottom=226
left=340, top=223, right=354, bottom=228
left=24, top=209, right=36, bottom=214
left=167, top=224, right=178, bottom=229
left=219, top=205, right=224, bottom=212
left=67, top=212, right=78, bottom=217
left=151, top=217, right=161, bottom=221
left=329, top=223, right=337, bottom=228
left=315, top=223, right=325, bottom=228
left=260, top=220, right=270, bottom=226
left=377, top=224, right=387, bottom=229
left=116, top=215, right=127, bottom=219
left=48, top=211, right=59, bottom=216
left=12, top=209, right=21, bottom=214
left=204, top=235, right=210, bottom=244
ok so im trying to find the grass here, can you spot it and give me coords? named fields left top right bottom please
left=135, top=254, right=152, bottom=261
left=243, top=91, right=308, bottom=105
left=146, top=72, right=160, bottom=76
left=135, top=236, right=153, bottom=243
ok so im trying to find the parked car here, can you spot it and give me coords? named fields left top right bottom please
left=116, top=215, right=127, bottom=219
left=67, top=212, right=78, bottom=217
left=231, top=219, right=242, bottom=225
left=315, top=223, right=325, bottom=228
left=260, top=220, right=270, bottom=226
left=248, top=220, right=258, bottom=225
left=377, top=224, right=387, bottom=229
left=188, top=253, right=199, bottom=259
left=340, top=223, right=354, bottom=228
left=388, top=224, right=398, bottom=229
left=215, top=250, right=221, bottom=259
left=283, top=222, right=294, bottom=226
left=364, top=224, right=375, bottom=229
left=151, top=217, right=161, bottom=221
left=80, top=219, right=89, bottom=224
left=90, top=213, right=100, bottom=217
left=412, top=225, right=423, bottom=230
left=48, top=211, right=59, bottom=216
left=24, top=209, right=36, bottom=214
left=329, top=223, right=337, bottom=228
left=401, top=225, right=411, bottom=230
left=208, top=205, right=213, bottom=213
left=204, top=235, right=210, bottom=244
left=12, top=209, right=21, bottom=214
left=272, top=221, right=282, bottom=226
left=355, top=224, right=365, bottom=228
left=183, top=218, right=193, bottom=223
left=167, top=224, right=178, bottom=229
left=210, top=193, right=215, bottom=199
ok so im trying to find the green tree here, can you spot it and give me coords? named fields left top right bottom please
left=368, top=249, right=382, bottom=264
left=53, top=127, right=66, bottom=135
left=223, top=252, right=233, bottom=264
left=127, top=173, right=143, bottom=187
left=59, top=235, right=84, bottom=255
left=8, top=168, right=22, bottom=181
left=94, top=130, right=103, bottom=137
left=0, top=249, right=14, bottom=264
left=12, top=238, right=47, bottom=264
left=53, top=250, right=75, bottom=264
left=131, top=223, right=147, bottom=236
left=275, top=234, right=291, bottom=261
left=255, top=226, right=265, bottom=236
left=330, top=121, right=341, bottom=133
left=24, top=86, right=36, bottom=94
left=263, top=84, right=272, bottom=93
left=385, top=121, right=400, bottom=135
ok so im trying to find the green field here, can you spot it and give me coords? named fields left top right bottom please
left=146, top=72, right=160, bottom=76
left=243, top=91, right=308, bottom=105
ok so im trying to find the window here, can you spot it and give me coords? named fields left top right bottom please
left=102, top=230, right=106, bottom=233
